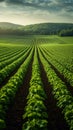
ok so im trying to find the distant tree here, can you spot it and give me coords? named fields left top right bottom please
left=0, top=22, right=73, bottom=35
left=59, top=29, right=73, bottom=36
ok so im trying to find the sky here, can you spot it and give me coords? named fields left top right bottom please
left=0, top=0, right=73, bottom=25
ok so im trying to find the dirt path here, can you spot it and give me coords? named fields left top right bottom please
left=38, top=52, right=69, bottom=130
left=5, top=56, right=33, bottom=130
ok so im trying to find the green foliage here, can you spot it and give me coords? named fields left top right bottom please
left=22, top=48, right=48, bottom=130
left=0, top=39, right=73, bottom=130
left=0, top=119, right=6, bottom=129
left=40, top=46, right=73, bottom=86
left=59, top=29, right=73, bottom=36
left=0, top=22, right=73, bottom=35
left=0, top=48, right=30, bottom=85
left=0, top=48, right=33, bottom=129
left=39, top=48, right=73, bottom=130
left=0, top=105, right=6, bottom=120
left=22, top=119, right=48, bottom=130
left=0, top=48, right=27, bottom=70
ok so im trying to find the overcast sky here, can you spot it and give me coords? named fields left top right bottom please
left=0, top=0, right=73, bottom=25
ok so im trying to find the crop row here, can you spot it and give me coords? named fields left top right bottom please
left=38, top=48, right=73, bottom=130
left=43, top=46, right=73, bottom=72
left=0, top=47, right=31, bottom=85
left=0, top=48, right=25, bottom=63
left=40, top=47, right=73, bottom=87
left=0, top=47, right=29, bottom=70
left=0, top=46, right=23, bottom=61
left=0, top=48, right=34, bottom=129
left=22, top=48, right=48, bottom=130
left=0, top=46, right=15, bottom=56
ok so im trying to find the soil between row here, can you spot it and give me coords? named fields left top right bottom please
left=40, top=49, right=73, bottom=96
left=5, top=56, right=33, bottom=130
left=3, top=50, right=69, bottom=130
left=38, top=52, right=69, bottom=130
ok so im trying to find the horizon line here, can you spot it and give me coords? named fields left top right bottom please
left=0, top=21, right=73, bottom=26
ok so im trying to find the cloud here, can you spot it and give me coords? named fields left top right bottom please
left=0, top=0, right=5, bottom=1
left=0, top=0, right=73, bottom=15
left=0, top=0, right=73, bottom=13
left=0, top=0, right=73, bottom=25
left=6, top=0, right=24, bottom=5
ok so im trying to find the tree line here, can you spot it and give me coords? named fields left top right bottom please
left=0, top=23, right=73, bottom=36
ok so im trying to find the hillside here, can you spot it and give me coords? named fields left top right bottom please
left=0, top=22, right=73, bottom=35
left=0, top=22, right=23, bottom=29
left=24, top=23, right=73, bottom=35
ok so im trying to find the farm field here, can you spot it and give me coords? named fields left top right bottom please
left=0, top=35, right=73, bottom=130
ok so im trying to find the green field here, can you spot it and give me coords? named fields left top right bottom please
left=0, top=35, right=73, bottom=45
left=0, top=35, right=73, bottom=130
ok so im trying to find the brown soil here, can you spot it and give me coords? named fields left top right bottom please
left=38, top=51, right=69, bottom=130
left=5, top=55, right=33, bottom=130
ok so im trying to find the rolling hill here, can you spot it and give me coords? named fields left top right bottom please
left=0, top=22, right=73, bottom=35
